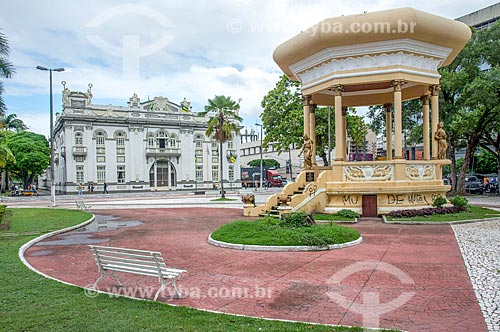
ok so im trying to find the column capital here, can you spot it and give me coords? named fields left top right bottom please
left=421, top=94, right=431, bottom=105
left=383, top=103, right=393, bottom=112
left=330, top=85, right=344, bottom=96
left=392, top=80, right=405, bottom=92
left=430, top=85, right=440, bottom=96
left=302, top=95, right=312, bottom=106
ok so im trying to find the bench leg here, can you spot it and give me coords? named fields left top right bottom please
left=93, top=271, right=121, bottom=289
left=153, top=284, right=166, bottom=301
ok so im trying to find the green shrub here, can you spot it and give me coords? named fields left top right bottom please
left=279, top=212, right=314, bottom=228
left=432, top=195, right=447, bottom=208
left=0, top=205, right=6, bottom=223
left=450, top=195, right=469, bottom=207
left=336, top=209, right=361, bottom=219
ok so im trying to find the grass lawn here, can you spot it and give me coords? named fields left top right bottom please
left=385, top=206, right=500, bottom=222
left=210, top=197, right=238, bottom=202
left=0, top=207, right=380, bottom=332
left=210, top=218, right=360, bottom=247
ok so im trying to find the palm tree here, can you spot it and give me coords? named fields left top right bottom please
left=0, top=134, right=15, bottom=193
left=0, top=29, right=15, bottom=116
left=1, top=113, right=27, bottom=132
left=199, top=95, right=242, bottom=198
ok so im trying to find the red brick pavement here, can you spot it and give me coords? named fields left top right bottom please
left=24, top=208, right=486, bottom=332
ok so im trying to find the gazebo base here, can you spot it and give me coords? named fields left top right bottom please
left=244, top=159, right=451, bottom=217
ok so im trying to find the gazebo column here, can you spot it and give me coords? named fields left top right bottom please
left=302, top=95, right=311, bottom=138
left=310, top=104, right=317, bottom=166
left=384, top=103, right=393, bottom=160
left=421, top=94, right=431, bottom=160
left=342, top=107, right=348, bottom=160
left=332, top=85, right=344, bottom=161
left=430, top=85, right=440, bottom=159
left=393, top=80, right=404, bottom=159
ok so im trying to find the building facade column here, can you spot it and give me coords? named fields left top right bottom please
left=309, top=104, right=317, bottom=166
left=302, top=95, right=312, bottom=138
left=430, top=85, right=440, bottom=160
left=384, top=103, right=393, bottom=160
left=393, top=80, right=404, bottom=159
left=421, top=94, right=431, bottom=160
left=332, top=85, right=344, bottom=161
left=342, top=106, right=348, bottom=161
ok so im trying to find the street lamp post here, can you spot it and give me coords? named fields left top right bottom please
left=255, top=122, right=263, bottom=191
left=36, top=65, right=65, bottom=207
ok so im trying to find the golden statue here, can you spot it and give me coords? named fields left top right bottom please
left=434, top=121, right=448, bottom=159
left=298, top=134, right=313, bottom=170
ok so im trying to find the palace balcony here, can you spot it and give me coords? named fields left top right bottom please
left=72, top=146, right=87, bottom=156
left=146, top=147, right=181, bottom=158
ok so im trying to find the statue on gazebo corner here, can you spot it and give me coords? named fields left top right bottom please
left=298, top=134, right=313, bottom=170
left=434, top=121, right=448, bottom=159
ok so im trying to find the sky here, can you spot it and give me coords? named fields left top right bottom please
left=1, top=0, right=498, bottom=138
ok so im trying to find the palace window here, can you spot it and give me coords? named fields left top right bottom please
left=97, top=165, right=106, bottom=184
left=196, top=165, right=203, bottom=182
left=75, top=132, right=83, bottom=145
left=95, top=129, right=106, bottom=155
left=212, top=165, right=219, bottom=182
left=229, top=165, right=234, bottom=181
left=114, top=131, right=126, bottom=155
left=117, top=165, right=125, bottom=184
left=76, top=165, right=84, bottom=184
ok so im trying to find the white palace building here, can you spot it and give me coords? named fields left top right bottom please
left=53, top=83, right=241, bottom=194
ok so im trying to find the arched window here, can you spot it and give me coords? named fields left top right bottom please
left=169, top=133, right=178, bottom=148
left=94, top=129, right=107, bottom=155
left=114, top=131, right=126, bottom=156
left=75, top=132, right=83, bottom=145
left=194, top=134, right=204, bottom=163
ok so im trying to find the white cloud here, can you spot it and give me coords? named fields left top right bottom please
left=1, top=0, right=498, bottom=136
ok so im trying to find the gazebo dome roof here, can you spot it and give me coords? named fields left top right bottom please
left=274, top=7, right=471, bottom=80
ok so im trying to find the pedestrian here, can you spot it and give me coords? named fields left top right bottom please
left=32, top=183, right=38, bottom=196
left=90, top=183, right=94, bottom=192
left=78, top=183, right=84, bottom=196
left=103, top=182, right=108, bottom=194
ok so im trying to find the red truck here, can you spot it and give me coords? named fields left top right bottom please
left=266, top=169, right=283, bottom=187
left=241, top=167, right=283, bottom=187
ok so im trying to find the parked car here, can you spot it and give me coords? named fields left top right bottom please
left=465, top=175, right=484, bottom=194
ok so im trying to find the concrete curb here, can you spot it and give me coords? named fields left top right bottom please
left=208, top=233, right=363, bottom=251
left=382, top=215, right=500, bottom=225
left=18, top=214, right=95, bottom=287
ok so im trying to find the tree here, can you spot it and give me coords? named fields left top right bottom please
left=0, top=131, right=15, bottom=192
left=479, top=120, right=500, bottom=181
left=261, top=75, right=303, bottom=156
left=5, top=131, right=50, bottom=189
left=199, top=95, right=241, bottom=198
left=347, top=113, right=369, bottom=161
left=261, top=75, right=370, bottom=166
left=474, top=149, right=497, bottom=175
left=247, top=159, right=280, bottom=168
left=1, top=113, right=28, bottom=132
left=0, top=29, right=15, bottom=116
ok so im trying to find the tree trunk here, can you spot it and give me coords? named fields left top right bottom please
left=449, top=139, right=457, bottom=192
left=219, top=140, right=225, bottom=198
left=457, top=133, right=481, bottom=194
left=0, top=170, right=5, bottom=193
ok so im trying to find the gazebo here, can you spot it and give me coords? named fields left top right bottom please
left=245, top=7, right=471, bottom=217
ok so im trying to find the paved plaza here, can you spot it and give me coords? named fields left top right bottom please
left=12, top=192, right=499, bottom=332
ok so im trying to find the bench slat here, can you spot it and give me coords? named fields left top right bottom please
left=92, top=250, right=163, bottom=262
left=102, top=264, right=184, bottom=278
left=91, top=245, right=162, bottom=256
left=93, top=253, right=164, bottom=266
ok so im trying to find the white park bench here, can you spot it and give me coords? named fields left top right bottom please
left=89, top=245, right=186, bottom=301
left=75, top=200, right=92, bottom=210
